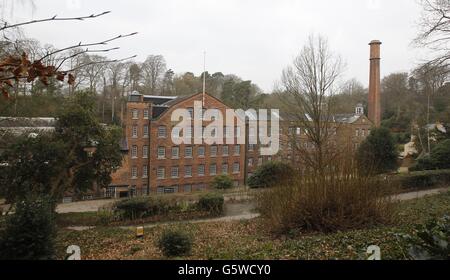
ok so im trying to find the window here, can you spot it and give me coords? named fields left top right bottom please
left=105, top=186, right=115, bottom=198
left=258, top=157, right=263, bottom=166
left=296, top=127, right=301, bottom=135
left=211, top=145, right=217, bottom=157
left=157, top=147, right=166, bottom=159
left=225, top=126, right=232, bottom=138
left=132, top=125, right=138, bottom=138
left=185, top=146, right=193, bottom=158
left=184, top=185, right=192, bottom=193
left=249, top=144, right=255, bottom=151
left=143, top=165, right=148, bottom=178
left=165, top=186, right=178, bottom=193
left=222, top=163, right=228, bottom=174
left=248, top=158, right=253, bottom=167
left=158, top=126, right=166, bottom=138
left=132, top=109, right=138, bottom=119
left=198, top=165, right=205, bottom=176
left=210, top=164, right=217, bottom=175
left=143, top=145, right=148, bottom=158
left=172, top=147, right=179, bottom=159
left=361, top=129, right=366, bottom=137
left=131, top=145, right=138, bottom=158
left=171, top=166, right=179, bottom=178
left=235, top=127, right=241, bottom=138
left=131, top=166, right=138, bottom=179
left=185, top=166, right=192, bottom=177
left=143, top=125, right=149, bottom=138
left=157, top=167, right=165, bottom=179
left=172, top=126, right=181, bottom=140
left=185, top=126, right=193, bottom=138
left=268, top=156, right=272, bottom=161
left=222, top=145, right=229, bottom=156
left=233, top=163, right=240, bottom=174
left=198, top=146, right=205, bottom=157
left=234, top=145, right=240, bottom=155
left=355, top=129, right=360, bottom=137
left=187, top=108, right=194, bottom=119
left=143, top=109, right=149, bottom=119
left=195, top=183, right=207, bottom=191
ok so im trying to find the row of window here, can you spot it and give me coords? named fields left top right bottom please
left=355, top=128, right=370, bottom=137
left=155, top=163, right=241, bottom=179
left=130, top=145, right=242, bottom=159
left=130, top=163, right=242, bottom=180
left=156, top=145, right=240, bottom=159
left=132, top=109, right=150, bottom=120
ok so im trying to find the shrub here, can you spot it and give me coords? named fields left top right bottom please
left=257, top=158, right=395, bottom=233
left=414, top=139, right=450, bottom=171
left=248, top=161, right=294, bottom=189
left=197, top=193, right=224, bottom=215
left=395, top=170, right=450, bottom=191
left=0, top=195, right=56, bottom=260
left=399, top=215, right=450, bottom=260
left=112, top=197, right=173, bottom=220
left=158, top=229, right=193, bottom=257
left=211, top=175, right=233, bottom=190
left=356, top=127, right=398, bottom=175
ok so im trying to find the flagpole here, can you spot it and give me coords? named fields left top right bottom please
left=202, top=51, right=206, bottom=107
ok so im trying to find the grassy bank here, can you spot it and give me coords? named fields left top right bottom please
left=55, top=191, right=450, bottom=260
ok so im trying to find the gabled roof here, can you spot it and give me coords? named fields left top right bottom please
left=143, top=95, right=178, bottom=105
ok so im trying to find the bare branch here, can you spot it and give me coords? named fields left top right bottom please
left=0, top=11, right=111, bottom=31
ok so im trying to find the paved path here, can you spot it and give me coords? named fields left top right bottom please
left=392, top=187, right=449, bottom=201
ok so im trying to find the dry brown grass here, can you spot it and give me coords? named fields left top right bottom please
left=256, top=158, right=398, bottom=234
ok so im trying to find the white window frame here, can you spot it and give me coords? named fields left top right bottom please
left=185, top=166, right=192, bottom=177
left=157, top=147, right=166, bottom=159
left=157, top=167, right=165, bottom=179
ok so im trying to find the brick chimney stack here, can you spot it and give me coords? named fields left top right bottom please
left=368, top=40, right=382, bottom=127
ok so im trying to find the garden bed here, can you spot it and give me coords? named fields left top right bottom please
left=55, top=191, right=450, bottom=260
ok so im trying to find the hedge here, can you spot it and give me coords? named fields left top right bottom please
left=395, top=169, right=450, bottom=191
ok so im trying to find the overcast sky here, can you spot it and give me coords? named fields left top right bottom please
left=7, top=0, right=425, bottom=92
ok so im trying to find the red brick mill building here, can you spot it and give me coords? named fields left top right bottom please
left=108, top=92, right=250, bottom=197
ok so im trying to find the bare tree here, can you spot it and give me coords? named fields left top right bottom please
left=415, top=0, right=450, bottom=68
left=0, top=11, right=137, bottom=97
left=281, top=34, right=344, bottom=175
left=141, top=55, right=166, bottom=95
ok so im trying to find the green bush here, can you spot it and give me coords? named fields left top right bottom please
left=0, top=195, right=56, bottom=260
left=197, top=193, right=224, bottom=215
left=395, top=170, right=450, bottom=190
left=113, top=197, right=173, bottom=220
left=211, top=175, right=233, bottom=190
left=398, top=215, right=450, bottom=260
left=248, top=161, right=294, bottom=189
left=356, top=127, right=399, bottom=175
left=414, top=140, right=450, bottom=171
left=158, top=229, right=193, bottom=257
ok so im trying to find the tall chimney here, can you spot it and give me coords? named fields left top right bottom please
left=368, top=40, right=382, bottom=127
